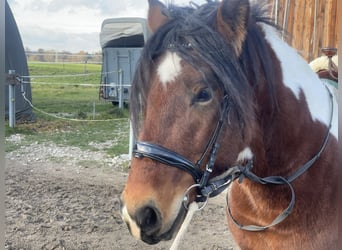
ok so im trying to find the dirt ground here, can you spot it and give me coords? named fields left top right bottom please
left=5, top=143, right=236, bottom=250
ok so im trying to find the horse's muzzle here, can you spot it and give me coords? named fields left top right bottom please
left=120, top=201, right=165, bottom=244
left=135, top=205, right=163, bottom=244
left=121, top=198, right=187, bottom=245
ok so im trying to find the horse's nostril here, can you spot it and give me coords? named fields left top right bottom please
left=136, top=205, right=162, bottom=234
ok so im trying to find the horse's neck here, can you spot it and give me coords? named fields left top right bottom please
left=252, top=24, right=338, bottom=177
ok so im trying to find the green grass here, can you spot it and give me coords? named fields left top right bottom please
left=29, top=62, right=101, bottom=84
left=29, top=63, right=106, bottom=115
left=5, top=62, right=131, bottom=156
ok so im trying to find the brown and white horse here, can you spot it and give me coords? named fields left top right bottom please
left=120, top=0, right=338, bottom=249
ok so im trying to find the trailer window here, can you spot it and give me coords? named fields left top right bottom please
left=104, top=34, right=144, bottom=48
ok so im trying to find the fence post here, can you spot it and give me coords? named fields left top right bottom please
left=118, top=69, right=123, bottom=109
left=129, top=121, right=135, bottom=160
left=92, top=101, right=96, bottom=120
left=7, top=70, right=17, bottom=128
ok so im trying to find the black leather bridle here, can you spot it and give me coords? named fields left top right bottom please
left=133, top=95, right=240, bottom=201
left=132, top=85, right=334, bottom=231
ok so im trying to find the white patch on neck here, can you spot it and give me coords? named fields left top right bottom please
left=261, top=24, right=337, bottom=139
left=157, top=51, right=182, bottom=85
left=236, top=147, right=253, bottom=163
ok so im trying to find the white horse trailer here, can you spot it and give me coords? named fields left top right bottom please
left=99, top=18, right=149, bottom=106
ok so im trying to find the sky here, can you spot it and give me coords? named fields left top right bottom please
left=7, top=0, right=202, bottom=53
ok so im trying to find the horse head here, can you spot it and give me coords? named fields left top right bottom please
left=120, top=0, right=258, bottom=244
left=120, top=0, right=338, bottom=248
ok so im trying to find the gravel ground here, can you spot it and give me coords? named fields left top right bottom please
left=5, top=134, right=236, bottom=250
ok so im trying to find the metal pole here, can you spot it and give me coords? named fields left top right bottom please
left=8, top=70, right=16, bottom=128
left=282, top=0, right=290, bottom=40
left=312, top=0, right=318, bottom=61
left=129, top=121, right=135, bottom=160
left=274, top=0, right=278, bottom=25
left=118, top=69, right=123, bottom=109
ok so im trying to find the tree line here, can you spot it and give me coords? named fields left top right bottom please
left=25, top=48, right=102, bottom=63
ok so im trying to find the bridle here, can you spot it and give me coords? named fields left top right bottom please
left=133, top=95, right=237, bottom=201
left=132, top=85, right=334, bottom=231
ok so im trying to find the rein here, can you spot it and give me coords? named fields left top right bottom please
left=132, top=85, right=334, bottom=231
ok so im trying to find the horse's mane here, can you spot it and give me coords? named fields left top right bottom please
left=131, top=0, right=279, bottom=134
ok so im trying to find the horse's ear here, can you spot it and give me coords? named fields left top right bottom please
left=216, top=0, right=249, bottom=56
left=147, top=0, right=169, bottom=33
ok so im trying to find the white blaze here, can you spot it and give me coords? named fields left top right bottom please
left=157, top=51, right=182, bottom=85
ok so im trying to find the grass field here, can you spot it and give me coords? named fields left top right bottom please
left=29, top=63, right=105, bottom=114
left=5, top=62, right=131, bottom=156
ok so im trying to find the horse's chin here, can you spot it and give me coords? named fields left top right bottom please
left=141, top=204, right=187, bottom=245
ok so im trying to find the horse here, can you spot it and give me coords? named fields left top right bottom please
left=120, top=0, right=338, bottom=249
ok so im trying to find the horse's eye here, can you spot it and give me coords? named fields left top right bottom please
left=195, top=88, right=211, bottom=103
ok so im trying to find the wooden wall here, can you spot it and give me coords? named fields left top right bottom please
left=269, top=0, right=338, bottom=62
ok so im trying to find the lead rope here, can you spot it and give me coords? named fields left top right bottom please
left=169, top=202, right=199, bottom=250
